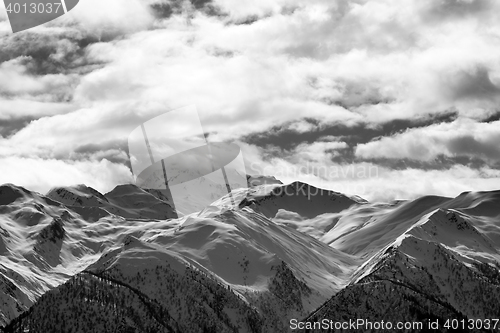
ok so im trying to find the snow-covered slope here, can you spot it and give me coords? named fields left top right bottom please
left=135, top=166, right=248, bottom=216
left=0, top=184, right=180, bottom=327
left=1, top=181, right=500, bottom=332
left=0, top=181, right=361, bottom=331
left=77, top=206, right=358, bottom=331
left=302, top=200, right=500, bottom=332
left=239, top=181, right=364, bottom=219
left=247, top=175, right=283, bottom=187
left=444, top=190, right=500, bottom=218
left=47, top=184, right=178, bottom=220
left=321, top=195, right=453, bottom=257
left=303, top=233, right=500, bottom=332
left=0, top=184, right=97, bottom=327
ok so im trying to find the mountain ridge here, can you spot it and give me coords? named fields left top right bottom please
left=1, top=181, right=499, bottom=332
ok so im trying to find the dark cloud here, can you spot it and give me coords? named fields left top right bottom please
left=448, top=67, right=500, bottom=102
left=0, top=30, right=103, bottom=76
left=72, top=140, right=130, bottom=166
left=73, top=140, right=127, bottom=155
left=447, top=135, right=500, bottom=163
left=354, top=117, right=500, bottom=170
left=150, top=2, right=181, bottom=19
left=150, top=0, right=220, bottom=20
left=242, top=111, right=465, bottom=170
left=191, top=0, right=213, bottom=10
left=243, top=111, right=458, bottom=152
left=0, top=117, right=35, bottom=137
left=359, top=155, right=491, bottom=171
left=481, top=111, right=500, bottom=123
left=423, top=0, right=491, bottom=21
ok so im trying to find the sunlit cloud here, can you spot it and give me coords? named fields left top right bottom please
left=0, top=0, right=499, bottom=198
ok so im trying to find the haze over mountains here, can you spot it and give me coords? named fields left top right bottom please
left=0, top=178, right=499, bottom=332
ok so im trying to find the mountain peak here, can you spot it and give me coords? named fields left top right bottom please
left=0, top=183, right=31, bottom=206
left=240, top=181, right=363, bottom=219
left=247, top=174, right=283, bottom=186
left=46, top=185, right=106, bottom=207
left=104, top=184, right=177, bottom=219
left=0, top=181, right=500, bottom=331
left=104, top=184, right=145, bottom=197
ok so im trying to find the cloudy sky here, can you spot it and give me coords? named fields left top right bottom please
left=1, top=0, right=500, bottom=202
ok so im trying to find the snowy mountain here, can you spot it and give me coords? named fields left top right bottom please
left=1, top=181, right=500, bottom=332
left=47, top=184, right=178, bottom=220
left=0, top=183, right=179, bottom=328
left=239, top=181, right=364, bottom=219
left=135, top=164, right=248, bottom=216
left=301, top=205, right=500, bottom=332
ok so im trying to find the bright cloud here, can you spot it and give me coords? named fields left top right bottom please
left=243, top=141, right=500, bottom=201
left=0, top=0, right=499, bottom=199
left=355, top=118, right=500, bottom=163
left=0, top=156, right=132, bottom=194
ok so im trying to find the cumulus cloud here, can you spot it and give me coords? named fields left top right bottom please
left=60, top=0, right=154, bottom=35
left=355, top=118, right=500, bottom=165
left=243, top=141, right=500, bottom=201
left=1, top=0, right=500, bottom=199
left=0, top=156, right=133, bottom=194
left=291, top=141, right=348, bottom=163
left=0, top=58, right=78, bottom=97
